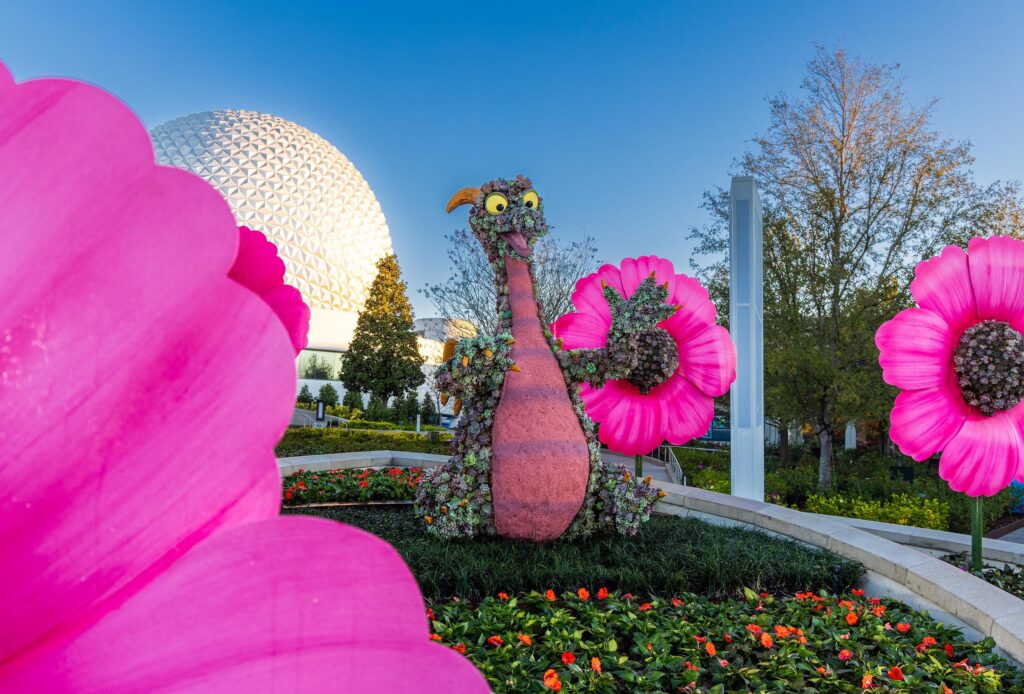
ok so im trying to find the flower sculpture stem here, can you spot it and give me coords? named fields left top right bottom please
left=635, top=454, right=643, bottom=478
left=972, top=496, right=984, bottom=571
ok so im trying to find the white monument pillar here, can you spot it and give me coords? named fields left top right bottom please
left=844, top=421, right=857, bottom=449
left=729, top=176, right=764, bottom=501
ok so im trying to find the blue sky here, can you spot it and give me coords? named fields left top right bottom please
left=3, top=1, right=1023, bottom=316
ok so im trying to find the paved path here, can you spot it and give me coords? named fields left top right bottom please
left=997, top=526, right=1024, bottom=544
left=289, top=408, right=343, bottom=427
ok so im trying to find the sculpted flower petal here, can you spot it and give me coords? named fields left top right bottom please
left=939, top=409, right=1024, bottom=496
left=968, top=236, right=1024, bottom=331
left=662, top=274, right=717, bottom=343
left=658, top=375, right=715, bottom=446
left=876, top=308, right=954, bottom=391
left=910, top=244, right=977, bottom=334
left=889, top=376, right=967, bottom=461
left=568, top=264, right=623, bottom=324
left=677, top=324, right=737, bottom=397
left=597, top=383, right=664, bottom=455
left=619, top=255, right=678, bottom=296
left=551, top=311, right=609, bottom=349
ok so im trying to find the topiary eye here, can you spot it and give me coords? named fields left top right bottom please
left=484, top=192, right=508, bottom=215
left=522, top=190, right=539, bottom=209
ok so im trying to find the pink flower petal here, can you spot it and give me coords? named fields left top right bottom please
left=910, top=245, right=977, bottom=335
left=889, top=375, right=967, bottom=461
left=677, top=324, right=736, bottom=397
left=568, top=264, right=623, bottom=325
left=662, top=274, right=717, bottom=344
left=230, top=226, right=311, bottom=354
left=0, top=74, right=295, bottom=662
left=940, top=409, right=1024, bottom=496
left=580, top=380, right=632, bottom=421
left=597, top=386, right=664, bottom=455
left=968, top=236, right=1024, bottom=331
left=3, top=518, right=487, bottom=691
left=551, top=311, right=609, bottom=349
left=618, top=255, right=678, bottom=296
left=875, top=308, right=954, bottom=390
left=657, top=375, right=715, bottom=445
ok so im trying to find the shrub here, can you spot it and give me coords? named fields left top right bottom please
left=296, top=384, right=314, bottom=404
left=275, top=428, right=451, bottom=457
left=317, top=382, right=339, bottom=407
left=805, top=493, right=949, bottom=530
left=342, top=389, right=364, bottom=411
left=943, top=552, right=1024, bottom=602
left=425, top=588, right=1024, bottom=693
left=281, top=466, right=423, bottom=505
left=284, top=507, right=863, bottom=601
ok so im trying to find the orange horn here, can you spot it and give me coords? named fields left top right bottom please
left=446, top=187, right=483, bottom=213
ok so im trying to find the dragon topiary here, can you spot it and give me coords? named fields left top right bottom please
left=414, top=176, right=680, bottom=541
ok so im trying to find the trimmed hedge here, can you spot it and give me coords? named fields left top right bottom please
left=275, top=428, right=451, bottom=457
left=284, top=507, right=863, bottom=601
left=805, top=493, right=949, bottom=530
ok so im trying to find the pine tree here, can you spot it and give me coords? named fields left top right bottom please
left=317, top=383, right=339, bottom=407
left=340, top=254, right=425, bottom=402
left=365, top=394, right=389, bottom=422
left=402, top=391, right=420, bottom=424
left=342, top=389, right=364, bottom=411
left=419, top=393, right=438, bottom=425
left=297, top=384, right=314, bottom=404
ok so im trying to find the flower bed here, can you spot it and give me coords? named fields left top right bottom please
left=284, top=507, right=863, bottom=601
left=281, top=467, right=424, bottom=505
left=428, top=588, right=1024, bottom=692
left=275, top=427, right=451, bottom=457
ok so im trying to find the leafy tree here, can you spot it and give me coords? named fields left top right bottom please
left=365, top=393, right=389, bottom=422
left=401, top=391, right=420, bottom=424
left=296, top=384, right=314, bottom=405
left=422, top=230, right=601, bottom=336
left=420, top=392, right=438, bottom=425
left=317, top=383, right=339, bottom=407
left=342, top=389, right=364, bottom=411
left=340, top=255, right=425, bottom=401
left=689, top=46, right=1024, bottom=489
left=300, top=353, right=334, bottom=380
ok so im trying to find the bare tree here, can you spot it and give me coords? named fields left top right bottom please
left=422, top=229, right=600, bottom=335
left=690, top=46, right=1024, bottom=489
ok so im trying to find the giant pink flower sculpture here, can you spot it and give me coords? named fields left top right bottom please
left=230, top=225, right=311, bottom=354
left=876, top=237, right=1024, bottom=497
left=551, top=256, right=735, bottom=455
left=0, top=63, right=485, bottom=690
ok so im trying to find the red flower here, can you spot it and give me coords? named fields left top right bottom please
left=487, top=635, right=503, bottom=647
left=921, top=636, right=937, bottom=646
left=871, top=605, right=886, bottom=618
left=693, top=636, right=706, bottom=643
left=887, top=666, right=904, bottom=681
left=671, top=598, right=684, bottom=607
left=561, top=652, right=575, bottom=665
left=852, top=589, right=864, bottom=597
left=746, top=624, right=762, bottom=635
left=622, top=593, right=633, bottom=600
left=284, top=490, right=294, bottom=500
left=639, top=602, right=652, bottom=611
left=846, top=612, right=859, bottom=626
left=517, top=634, right=532, bottom=646
left=429, top=634, right=442, bottom=642
left=577, top=587, right=590, bottom=601
left=497, top=592, right=509, bottom=601
left=543, top=669, right=561, bottom=691
left=718, top=658, right=729, bottom=667
left=359, top=481, right=368, bottom=488
left=896, top=622, right=910, bottom=634
left=545, top=590, right=556, bottom=602
left=597, top=587, right=609, bottom=600
left=452, top=642, right=466, bottom=654
left=723, top=634, right=732, bottom=644
left=838, top=649, right=853, bottom=661
left=944, top=643, right=955, bottom=658
left=426, top=608, right=434, bottom=620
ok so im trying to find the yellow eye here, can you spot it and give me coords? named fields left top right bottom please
left=484, top=192, right=509, bottom=215
left=522, top=190, right=539, bottom=209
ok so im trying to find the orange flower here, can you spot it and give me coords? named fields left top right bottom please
left=578, top=587, right=590, bottom=601
left=746, top=624, right=762, bottom=635
left=429, top=633, right=442, bottom=642
left=591, top=656, right=602, bottom=672
left=672, top=598, right=684, bottom=607
left=497, top=592, right=509, bottom=600
left=941, top=687, right=952, bottom=694
left=872, top=605, right=886, bottom=618
left=518, top=634, right=533, bottom=646
left=487, top=635, right=504, bottom=647
left=424, top=515, right=433, bottom=524
left=646, top=642, right=653, bottom=651
left=545, top=589, right=556, bottom=602
left=705, top=641, right=717, bottom=656
left=452, top=642, right=466, bottom=654
left=543, top=668, right=562, bottom=691
left=774, top=625, right=791, bottom=638
left=846, top=611, right=859, bottom=626
left=896, top=622, right=910, bottom=634
left=838, top=649, right=853, bottom=661
left=921, top=636, right=937, bottom=646
left=861, top=673, right=873, bottom=689
left=597, top=587, right=609, bottom=600
left=561, top=652, right=575, bottom=665
left=760, top=633, right=773, bottom=649
left=887, top=666, right=904, bottom=681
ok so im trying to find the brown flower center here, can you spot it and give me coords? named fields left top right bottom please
left=954, top=319, right=1024, bottom=416
left=627, top=328, right=679, bottom=394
